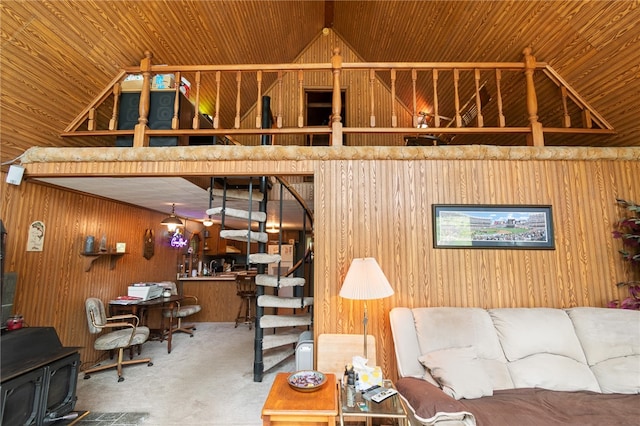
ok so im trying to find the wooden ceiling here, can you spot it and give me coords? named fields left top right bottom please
left=1, top=1, right=639, bottom=166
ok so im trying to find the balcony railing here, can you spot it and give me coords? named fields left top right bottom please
left=63, top=47, right=613, bottom=148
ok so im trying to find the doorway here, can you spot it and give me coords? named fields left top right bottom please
left=305, top=90, right=346, bottom=146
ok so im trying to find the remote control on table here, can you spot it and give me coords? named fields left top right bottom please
left=371, top=388, right=398, bottom=403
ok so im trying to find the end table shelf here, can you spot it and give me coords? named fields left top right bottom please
left=80, top=252, right=127, bottom=272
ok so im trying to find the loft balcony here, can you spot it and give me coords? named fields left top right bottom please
left=62, top=47, right=613, bottom=149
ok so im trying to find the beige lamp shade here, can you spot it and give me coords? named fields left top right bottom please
left=339, top=257, right=394, bottom=300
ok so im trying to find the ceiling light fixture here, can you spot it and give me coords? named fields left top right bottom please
left=160, top=203, right=183, bottom=232
left=202, top=216, right=214, bottom=227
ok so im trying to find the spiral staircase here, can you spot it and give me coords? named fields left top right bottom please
left=206, top=175, right=314, bottom=382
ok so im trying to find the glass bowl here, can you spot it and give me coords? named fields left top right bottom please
left=287, top=370, right=327, bottom=392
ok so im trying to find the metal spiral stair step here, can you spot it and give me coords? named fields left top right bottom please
left=206, top=206, right=266, bottom=223
left=260, top=313, right=312, bottom=329
left=220, top=229, right=268, bottom=243
left=256, top=274, right=305, bottom=288
left=262, top=329, right=307, bottom=350
left=258, top=295, right=314, bottom=309
left=262, top=346, right=295, bottom=372
left=249, top=253, right=281, bottom=264
left=210, top=187, right=264, bottom=202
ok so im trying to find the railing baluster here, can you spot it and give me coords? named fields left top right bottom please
left=331, top=47, right=343, bottom=145
left=369, top=69, right=376, bottom=127
left=88, top=108, right=96, bottom=131
left=297, top=70, right=304, bottom=128
left=256, top=70, right=262, bottom=128
left=390, top=69, right=397, bottom=128
left=523, top=47, right=543, bottom=146
left=277, top=71, right=283, bottom=128
left=496, top=69, right=505, bottom=127
left=411, top=69, right=418, bottom=127
left=235, top=71, right=241, bottom=129
left=109, top=83, right=120, bottom=131
left=432, top=69, right=440, bottom=127
left=213, top=71, right=221, bottom=129
left=172, top=72, right=181, bottom=130
left=192, top=71, right=201, bottom=130
left=561, top=87, right=571, bottom=128
left=474, top=69, right=484, bottom=127
left=133, top=50, right=152, bottom=147
left=453, top=69, right=461, bottom=128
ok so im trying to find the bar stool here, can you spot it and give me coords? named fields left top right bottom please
left=235, top=274, right=256, bottom=329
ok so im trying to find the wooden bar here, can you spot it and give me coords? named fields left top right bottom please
left=108, top=83, right=121, bottom=131
left=133, top=51, right=152, bottom=147
left=390, top=69, right=397, bottom=128
left=235, top=71, right=242, bottom=129
left=256, top=70, right=263, bottom=128
left=172, top=71, right=181, bottom=129
left=496, top=69, right=505, bottom=127
left=192, top=71, right=202, bottom=130
left=214, top=71, right=221, bottom=129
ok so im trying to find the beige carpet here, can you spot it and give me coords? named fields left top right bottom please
left=75, top=322, right=296, bottom=426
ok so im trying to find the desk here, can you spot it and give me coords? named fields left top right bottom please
left=109, top=295, right=183, bottom=353
left=262, top=372, right=337, bottom=425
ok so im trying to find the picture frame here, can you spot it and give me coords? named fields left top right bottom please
left=433, top=204, right=554, bottom=249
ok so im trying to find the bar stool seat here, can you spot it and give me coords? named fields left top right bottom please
left=235, top=274, right=257, bottom=329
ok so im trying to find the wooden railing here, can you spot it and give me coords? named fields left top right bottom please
left=63, top=47, right=614, bottom=147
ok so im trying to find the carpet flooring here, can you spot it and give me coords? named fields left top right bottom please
left=74, top=323, right=296, bottom=426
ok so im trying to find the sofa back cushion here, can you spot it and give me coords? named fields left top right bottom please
left=489, top=308, right=600, bottom=392
left=412, top=307, right=514, bottom=390
left=567, top=307, right=640, bottom=394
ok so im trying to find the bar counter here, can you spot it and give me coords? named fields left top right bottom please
left=177, top=275, right=240, bottom=322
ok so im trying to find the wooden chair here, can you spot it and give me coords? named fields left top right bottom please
left=161, top=282, right=202, bottom=351
left=235, top=274, right=257, bottom=329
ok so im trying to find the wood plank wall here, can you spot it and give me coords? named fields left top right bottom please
left=1, top=178, right=183, bottom=367
left=313, top=158, right=639, bottom=379
left=235, top=29, right=413, bottom=147
left=2, top=156, right=638, bottom=379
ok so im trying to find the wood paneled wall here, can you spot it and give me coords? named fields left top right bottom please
left=2, top=156, right=638, bottom=379
left=313, top=158, right=639, bottom=379
left=235, top=29, right=412, bottom=147
left=1, top=177, right=181, bottom=367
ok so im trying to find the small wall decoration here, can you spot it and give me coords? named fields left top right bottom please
left=433, top=204, right=554, bottom=249
left=116, top=242, right=126, bottom=253
left=143, top=229, right=154, bottom=259
left=26, top=221, right=45, bottom=251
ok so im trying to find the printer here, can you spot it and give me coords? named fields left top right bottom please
left=127, top=283, right=163, bottom=301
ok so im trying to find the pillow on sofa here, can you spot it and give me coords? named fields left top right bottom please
left=419, top=347, right=494, bottom=400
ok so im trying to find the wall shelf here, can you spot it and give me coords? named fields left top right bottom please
left=80, top=252, right=127, bottom=272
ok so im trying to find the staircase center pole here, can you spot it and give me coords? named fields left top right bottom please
left=254, top=95, right=272, bottom=382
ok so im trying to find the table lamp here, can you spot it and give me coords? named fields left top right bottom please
left=339, top=257, right=394, bottom=359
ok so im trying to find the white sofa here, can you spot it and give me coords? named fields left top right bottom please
left=389, top=307, right=640, bottom=426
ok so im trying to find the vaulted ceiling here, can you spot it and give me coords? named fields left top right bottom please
left=1, top=0, right=639, bottom=167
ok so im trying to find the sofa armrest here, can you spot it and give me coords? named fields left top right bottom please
left=396, top=377, right=476, bottom=426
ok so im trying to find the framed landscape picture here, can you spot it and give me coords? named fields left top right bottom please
left=433, top=204, right=554, bottom=249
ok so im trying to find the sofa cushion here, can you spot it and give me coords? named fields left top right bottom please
left=489, top=308, right=600, bottom=392
left=507, top=353, right=601, bottom=392
left=412, top=307, right=514, bottom=390
left=567, top=307, right=640, bottom=394
left=419, top=347, right=494, bottom=400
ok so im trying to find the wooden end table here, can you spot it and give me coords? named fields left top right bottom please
left=262, top=372, right=338, bottom=425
